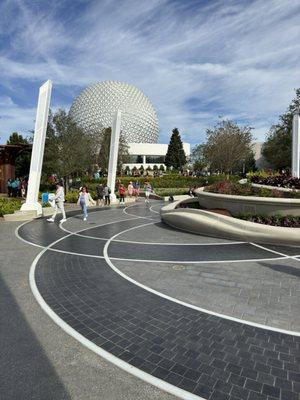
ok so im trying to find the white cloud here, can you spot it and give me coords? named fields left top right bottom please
left=0, top=96, right=35, bottom=141
left=0, top=0, right=299, bottom=145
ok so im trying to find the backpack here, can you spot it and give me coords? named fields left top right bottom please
left=108, top=188, right=111, bottom=194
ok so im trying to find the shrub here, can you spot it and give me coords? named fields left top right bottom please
left=154, top=188, right=189, bottom=197
left=236, top=213, right=300, bottom=227
left=0, top=198, right=22, bottom=216
left=205, top=180, right=300, bottom=198
left=249, top=173, right=300, bottom=189
left=65, top=189, right=79, bottom=203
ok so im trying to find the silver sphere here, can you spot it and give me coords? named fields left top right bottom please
left=69, top=81, right=159, bottom=143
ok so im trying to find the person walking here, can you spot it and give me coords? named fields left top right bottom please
left=144, top=181, right=152, bottom=203
left=47, top=181, right=67, bottom=223
left=103, top=184, right=111, bottom=206
left=133, top=180, right=140, bottom=201
left=6, top=179, right=12, bottom=197
left=119, top=184, right=126, bottom=205
left=96, top=183, right=104, bottom=206
left=127, top=181, right=134, bottom=198
left=77, top=186, right=95, bottom=221
left=11, top=179, right=18, bottom=197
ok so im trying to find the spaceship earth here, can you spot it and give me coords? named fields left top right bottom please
left=69, top=81, right=159, bottom=143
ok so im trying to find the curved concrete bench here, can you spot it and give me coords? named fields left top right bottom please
left=160, top=200, right=300, bottom=246
left=195, top=189, right=300, bottom=216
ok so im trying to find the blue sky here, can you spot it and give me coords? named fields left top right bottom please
left=0, top=0, right=299, bottom=146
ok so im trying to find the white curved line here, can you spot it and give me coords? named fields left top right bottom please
left=149, top=204, right=160, bottom=214
left=48, top=247, right=105, bottom=258
left=59, top=226, right=247, bottom=246
left=103, top=222, right=300, bottom=336
left=250, top=242, right=300, bottom=262
left=29, top=239, right=203, bottom=399
left=15, top=221, right=46, bottom=249
left=59, top=216, right=138, bottom=235
left=122, top=203, right=159, bottom=221
left=23, top=208, right=300, bottom=399
left=109, top=256, right=288, bottom=264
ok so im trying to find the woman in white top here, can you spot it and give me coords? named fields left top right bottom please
left=77, top=186, right=95, bottom=221
left=144, top=181, right=152, bottom=203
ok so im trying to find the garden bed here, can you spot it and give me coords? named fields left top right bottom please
left=236, top=214, right=300, bottom=228
left=0, top=198, right=22, bottom=217
left=160, top=199, right=300, bottom=246
left=249, top=173, right=300, bottom=190
left=205, top=180, right=300, bottom=198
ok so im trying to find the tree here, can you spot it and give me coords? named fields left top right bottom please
left=6, top=132, right=31, bottom=177
left=203, top=119, right=254, bottom=174
left=42, top=109, right=97, bottom=186
left=191, top=144, right=207, bottom=171
left=262, top=89, right=300, bottom=170
left=165, top=128, right=186, bottom=169
left=7, top=132, right=29, bottom=145
left=97, top=127, right=129, bottom=172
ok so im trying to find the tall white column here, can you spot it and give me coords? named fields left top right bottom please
left=107, top=110, right=121, bottom=202
left=292, top=109, right=300, bottom=178
left=21, top=80, right=52, bottom=214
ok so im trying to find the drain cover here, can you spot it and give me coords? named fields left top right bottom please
left=172, top=265, right=186, bottom=271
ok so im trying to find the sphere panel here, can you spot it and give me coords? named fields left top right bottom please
left=69, top=81, right=159, bottom=143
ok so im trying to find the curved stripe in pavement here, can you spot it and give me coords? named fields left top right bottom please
left=17, top=205, right=300, bottom=400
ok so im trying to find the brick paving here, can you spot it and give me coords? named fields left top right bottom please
left=18, top=203, right=300, bottom=400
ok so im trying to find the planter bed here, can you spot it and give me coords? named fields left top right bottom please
left=160, top=199, right=300, bottom=246
left=196, top=189, right=300, bottom=216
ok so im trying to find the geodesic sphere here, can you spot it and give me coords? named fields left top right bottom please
left=69, top=81, right=159, bottom=143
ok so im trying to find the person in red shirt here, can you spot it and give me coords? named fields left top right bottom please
left=119, top=184, right=126, bottom=205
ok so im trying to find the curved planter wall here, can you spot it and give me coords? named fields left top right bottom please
left=160, top=200, right=300, bottom=246
left=195, top=190, right=300, bottom=216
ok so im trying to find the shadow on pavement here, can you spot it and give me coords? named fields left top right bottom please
left=258, top=261, right=300, bottom=277
left=0, top=273, right=71, bottom=400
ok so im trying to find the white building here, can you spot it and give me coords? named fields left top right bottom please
left=123, top=142, right=191, bottom=171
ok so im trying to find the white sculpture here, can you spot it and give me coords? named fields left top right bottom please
left=107, top=110, right=122, bottom=202
left=21, top=80, right=52, bottom=215
left=292, top=109, right=300, bottom=178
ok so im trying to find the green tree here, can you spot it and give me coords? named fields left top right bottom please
left=6, top=132, right=31, bottom=177
left=203, top=119, right=254, bottom=174
left=262, top=89, right=300, bottom=170
left=165, top=128, right=186, bottom=169
left=7, top=132, right=29, bottom=145
left=191, top=144, right=207, bottom=171
left=42, top=109, right=97, bottom=187
left=97, top=127, right=129, bottom=172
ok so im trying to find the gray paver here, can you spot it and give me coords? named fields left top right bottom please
left=0, top=221, right=176, bottom=400
left=114, top=256, right=300, bottom=331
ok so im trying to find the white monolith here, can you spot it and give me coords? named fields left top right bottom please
left=292, top=109, right=300, bottom=178
left=21, top=80, right=52, bottom=215
left=107, top=110, right=121, bottom=202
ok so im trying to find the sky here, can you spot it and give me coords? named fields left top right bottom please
left=0, top=0, right=299, bottom=146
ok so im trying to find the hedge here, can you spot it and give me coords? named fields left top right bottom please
left=40, top=174, right=239, bottom=193
left=0, top=198, right=22, bottom=216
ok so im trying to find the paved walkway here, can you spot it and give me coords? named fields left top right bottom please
left=7, top=202, right=300, bottom=399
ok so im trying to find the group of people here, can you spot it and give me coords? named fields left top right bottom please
left=47, top=180, right=154, bottom=224
left=7, top=178, right=27, bottom=198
